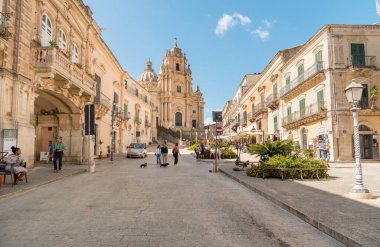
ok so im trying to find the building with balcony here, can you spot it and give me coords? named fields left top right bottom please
left=0, top=0, right=156, bottom=166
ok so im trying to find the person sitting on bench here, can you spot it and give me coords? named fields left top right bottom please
left=6, top=146, right=27, bottom=184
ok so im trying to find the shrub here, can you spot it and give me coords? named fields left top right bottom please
left=246, top=155, right=328, bottom=179
left=221, top=148, right=237, bottom=159
left=188, top=140, right=202, bottom=151
left=248, top=140, right=293, bottom=158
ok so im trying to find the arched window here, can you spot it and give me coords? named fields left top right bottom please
left=58, top=30, right=67, bottom=52
left=175, top=112, right=182, bottom=127
left=71, top=43, right=79, bottom=63
left=301, top=127, right=308, bottom=150
left=176, top=63, right=180, bottom=71
left=41, top=14, right=52, bottom=47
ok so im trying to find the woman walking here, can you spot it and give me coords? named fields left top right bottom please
left=155, top=144, right=162, bottom=165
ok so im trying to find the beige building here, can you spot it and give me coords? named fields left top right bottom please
left=223, top=24, right=380, bottom=161
left=139, top=40, right=205, bottom=140
left=0, top=0, right=204, bottom=166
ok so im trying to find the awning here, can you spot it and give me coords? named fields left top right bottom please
left=243, top=123, right=255, bottom=132
left=234, top=130, right=265, bottom=140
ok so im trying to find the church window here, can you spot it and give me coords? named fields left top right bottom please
left=58, top=30, right=67, bottom=52
left=175, top=112, right=182, bottom=127
left=177, top=86, right=181, bottom=93
left=41, top=14, right=53, bottom=47
left=176, top=63, right=180, bottom=71
left=135, top=89, right=139, bottom=96
left=192, top=110, right=196, bottom=114
left=71, top=43, right=79, bottom=63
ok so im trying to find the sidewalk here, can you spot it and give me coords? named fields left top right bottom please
left=0, top=155, right=128, bottom=200
left=218, top=161, right=380, bottom=247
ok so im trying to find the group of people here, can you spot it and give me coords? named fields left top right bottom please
left=194, top=143, right=205, bottom=159
left=155, top=142, right=180, bottom=165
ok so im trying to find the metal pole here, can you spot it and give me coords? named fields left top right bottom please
left=110, top=103, right=115, bottom=161
left=214, top=121, right=218, bottom=172
left=351, top=108, right=370, bottom=194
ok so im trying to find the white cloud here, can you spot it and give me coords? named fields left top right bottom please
left=262, top=19, right=272, bottom=28
left=215, top=13, right=251, bottom=37
left=253, top=26, right=270, bottom=40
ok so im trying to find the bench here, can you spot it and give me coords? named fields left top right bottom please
left=262, top=167, right=329, bottom=181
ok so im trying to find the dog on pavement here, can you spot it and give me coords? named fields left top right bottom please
left=140, top=163, right=147, bottom=168
left=160, top=163, right=169, bottom=167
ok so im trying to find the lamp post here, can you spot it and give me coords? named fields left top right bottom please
left=344, top=79, right=373, bottom=199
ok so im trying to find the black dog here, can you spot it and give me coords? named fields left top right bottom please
left=140, top=163, right=147, bottom=168
left=160, top=163, right=169, bottom=167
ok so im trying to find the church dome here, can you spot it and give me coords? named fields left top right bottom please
left=139, top=58, right=158, bottom=82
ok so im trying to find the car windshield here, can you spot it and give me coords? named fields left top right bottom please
left=130, top=143, right=144, bottom=149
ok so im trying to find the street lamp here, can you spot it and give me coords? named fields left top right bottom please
left=344, top=79, right=373, bottom=199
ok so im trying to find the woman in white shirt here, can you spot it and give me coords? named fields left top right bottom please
left=6, top=146, right=27, bottom=184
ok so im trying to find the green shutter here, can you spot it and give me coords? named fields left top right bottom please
left=243, top=111, right=247, bottom=123
left=260, top=94, right=265, bottom=108
left=299, top=98, right=305, bottom=118
left=298, top=64, right=304, bottom=82
left=315, top=51, right=322, bottom=64
left=317, top=90, right=324, bottom=112
left=351, top=43, right=365, bottom=66
left=287, top=106, right=292, bottom=123
left=274, top=116, right=278, bottom=131
left=273, top=83, right=278, bottom=99
left=124, top=104, right=128, bottom=118
left=252, top=103, right=255, bottom=114
left=286, top=77, right=291, bottom=91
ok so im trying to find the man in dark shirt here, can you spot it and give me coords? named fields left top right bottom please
left=161, top=144, right=168, bottom=164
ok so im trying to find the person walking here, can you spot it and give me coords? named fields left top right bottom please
left=54, top=136, right=66, bottom=172
left=195, top=145, right=200, bottom=159
left=161, top=144, right=168, bottom=164
left=47, top=140, right=54, bottom=164
left=172, top=143, right=180, bottom=165
left=155, top=144, right=162, bottom=165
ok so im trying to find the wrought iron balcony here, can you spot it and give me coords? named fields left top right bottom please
left=280, top=63, right=325, bottom=101
left=282, top=101, right=327, bottom=129
left=348, top=56, right=376, bottom=68
left=253, top=103, right=268, bottom=118
left=94, top=93, right=111, bottom=119
left=33, top=47, right=96, bottom=95
left=266, top=93, right=279, bottom=110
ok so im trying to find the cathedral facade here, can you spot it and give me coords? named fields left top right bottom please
left=139, top=41, right=205, bottom=134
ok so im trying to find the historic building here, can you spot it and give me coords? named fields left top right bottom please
left=223, top=24, right=380, bottom=161
left=139, top=40, right=205, bottom=138
left=0, top=0, right=157, bottom=166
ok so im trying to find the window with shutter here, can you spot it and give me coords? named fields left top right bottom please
left=298, top=64, right=304, bottom=82
left=360, top=84, right=369, bottom=109
left=41, top=14, right=52, bottom=47
left=351, top=43, right=365, bottom=66
left=299, top=98, right=305, bottom=118
left=272, top=83, right=278, bottom=99
left=287, top=106, right=292, bottom=123
left=315, top=50, right=323, bottom=70
left=274, top=116, right=278, bottom=131
left=317, top=90, right=324, bottom=112
left=286, top=77, right=291, bottom=92
left=260, top=94, right=265, bottom=108
left=243, top=111, right=247, bottom=123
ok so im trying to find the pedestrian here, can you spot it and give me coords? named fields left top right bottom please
left=325, top=140, right=331, bottom=167
left=172, top=143, right=180, bottom=165
left=161, top=144, right=168, bottom=164
left=200, top=142, right=205, bottom=158
left=47, top=140, right=54, bottom=164
left=155, top=144, right=162, bottom=165
left=6, top=146, right=27, bottom=184
left=54, top=136, right=66, bottom=172
left=195, top=146, right=200, bottom=159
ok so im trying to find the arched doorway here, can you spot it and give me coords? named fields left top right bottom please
left=34, top=89, right=83, bottom=162
left=175, top=112, right=182, bottom=127
left=301, top=127, right=308, bottom=150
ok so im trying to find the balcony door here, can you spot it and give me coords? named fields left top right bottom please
left=351, top=43, right=365, bottom=66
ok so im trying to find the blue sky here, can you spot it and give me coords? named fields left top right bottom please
left=84, top=0, right=379, bottom=124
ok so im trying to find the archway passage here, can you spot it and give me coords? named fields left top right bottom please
left=175, top=112, right=182, bottom=127
left=34, top=89, right=83, bottom=162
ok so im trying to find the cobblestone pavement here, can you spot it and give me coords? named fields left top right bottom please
left=0, top=150, right=343, bottom=247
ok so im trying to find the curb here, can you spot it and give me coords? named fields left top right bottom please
left=219, top=167, right=361, bottom=247
left=0, top=169, right=87, bottom=201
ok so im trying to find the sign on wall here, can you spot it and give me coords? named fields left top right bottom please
left=2, top=129, right=17, bottom=155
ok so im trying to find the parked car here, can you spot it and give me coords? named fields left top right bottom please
left=126, top=143, right=147, bottom=158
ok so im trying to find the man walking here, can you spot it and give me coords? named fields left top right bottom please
left=54, top=136, right=66, bottom=172
left=161, top=144, right=168, bottom=164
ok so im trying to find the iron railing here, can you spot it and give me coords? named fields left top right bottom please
left=282, top=101, right=326, bottom=126
left=348, top=56, right=376, bottom=68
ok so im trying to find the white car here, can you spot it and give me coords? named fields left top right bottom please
left=126, top=143, right=147, bottom=158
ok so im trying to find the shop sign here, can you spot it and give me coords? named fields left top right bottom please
left=2, top=129, right=17, bottom=155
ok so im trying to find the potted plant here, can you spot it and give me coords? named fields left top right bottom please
left=98, top=140, right=103, bottom=159
left=370, top=86, right=378, bottom=111
left=49, top=40, right=57, bottom=48
left=106, top=145, right=111, bottom=158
